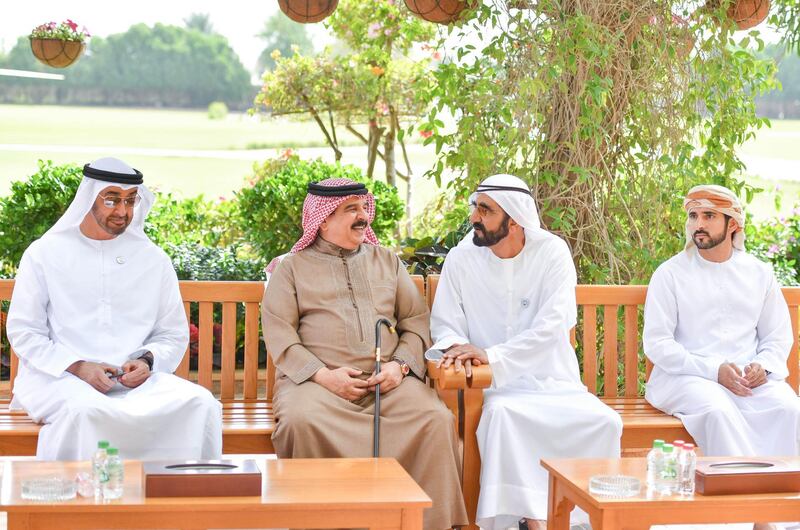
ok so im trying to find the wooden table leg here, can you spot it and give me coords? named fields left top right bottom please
left=399, top=507, right=423, bottom=530
left=546, top=473, right=574, bottom=530
left=7, top=513, right=29, bottom=530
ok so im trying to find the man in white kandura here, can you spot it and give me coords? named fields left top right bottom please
left=7, top=157, right=222, bottom=461
left=644, top=184, right=800, bottom=530
left=431, top=174, right=622, bottom=530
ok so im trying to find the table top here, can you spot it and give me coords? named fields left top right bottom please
left=541, top=457, right=800, bottom=509
left=0, top=457, right=432, bottom=512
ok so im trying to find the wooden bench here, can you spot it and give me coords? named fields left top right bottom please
left=425, top=275, right=800, bottom=530
left=0, top=277, right=797, bottom=530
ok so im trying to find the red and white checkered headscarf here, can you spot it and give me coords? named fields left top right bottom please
left=265, top=178, right=379, bottom=274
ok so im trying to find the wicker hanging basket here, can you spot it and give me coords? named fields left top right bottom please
left=29, top=38, right=85, bottom=68
left=278, top=0, right=339, bottom=23
left=404, top=0, right=469, bottom=24
left=727, top=0, right=770, bottom=30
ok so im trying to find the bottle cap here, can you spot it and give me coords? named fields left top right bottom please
left=106, top=447, right=118, bottom=456
left=662, top=444, right=674, bottom=453
left=97, top=440, right=110, bottom=449
left=673, top=439, right=685, bottom=447
left=684, top=443, right=695, bottom=450
left=653, top=439, right=664, bottom=448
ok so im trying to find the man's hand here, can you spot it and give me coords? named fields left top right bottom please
left=437, top=343, right=488, bottom=378
left=119, top=359, right=151, bottom=388
left=365, top=361, right=404, bottom=394
left=312, top=367, right=370, bottom=401
left=743, top=362, right=768, bottom=389
left=718, top=362, right=753, bottom=397
left=66, top=361, right=119, bottom=393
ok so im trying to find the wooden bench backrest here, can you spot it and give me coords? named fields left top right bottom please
left=425, top=275, right=800, bottom=395
left=1, top=277, right=797, bottom=400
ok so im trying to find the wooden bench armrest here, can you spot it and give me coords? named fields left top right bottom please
left=426, top=360, right=493, bottom=389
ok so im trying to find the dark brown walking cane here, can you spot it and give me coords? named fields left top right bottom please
left=373, top=318, right=395, bottom=457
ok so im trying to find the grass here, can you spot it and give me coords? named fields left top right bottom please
left=0, top=104, right=796, bottom=222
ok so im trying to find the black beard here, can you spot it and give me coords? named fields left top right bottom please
left=693, top=230, right=726, bottom=250
left=472, top=215, right=510, bottom=247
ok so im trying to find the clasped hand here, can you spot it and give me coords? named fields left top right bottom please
left=436, top=343, right=488, bottom=378
left=717, top=361, right=767, bottom=397
left=312, top=363, right=404, bottom=402
left=66, top=359, right=151, bottom=393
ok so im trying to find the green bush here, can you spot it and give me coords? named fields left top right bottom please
left=207, top=101, right=228, bottom=120
left=747, top=206, right=800, bottom=286
left=168, top=242, right=265, bottom=281
left=0, top=160, right=82, bottom=276
left=235, top=157, right=404, bottom=261
left=145, top=193, right=240, bottom=249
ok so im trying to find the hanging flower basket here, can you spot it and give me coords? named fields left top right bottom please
left=278, top=0, right=339, bottom=23
left=727, top=0, right=770, bottom=30
left=704, top=0, right=770, bottom=31
left=404, top=0, right=470, bottom=24
left=28, top=20, right=90, bottom=68
left=29, top=38, right=85, bottom=68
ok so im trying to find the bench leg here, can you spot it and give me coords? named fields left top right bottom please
left=462, top=387, right=483, bottom=530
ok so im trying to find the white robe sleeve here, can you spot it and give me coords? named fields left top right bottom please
left=643, top=266, right=720, bottom=380
left=7, top=248, right=82, bottom=377
left=484, top=242, right=577, bottom=389
left=139, top=258, right=189, bottom=374
left=429, top=252, right=471, bottom=351
left=753, top=271, right=793, bottom=380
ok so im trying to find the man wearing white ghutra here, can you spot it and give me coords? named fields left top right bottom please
left=8, top=157, right=222, bottom=461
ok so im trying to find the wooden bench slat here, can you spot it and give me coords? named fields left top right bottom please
left=582, top=306, right=597, bottom=393
left=603, top=305, right=619, bottom=398
left=220, top=302, right=237, bottom=399
left=198, top=302, right=214, bottom=391
left=180, top=282, right=264, bottom=302
left=624, top=305, right=639, bottom=397
left=176, top=301, right=191, bottom=379
left=244, top=302, right=260, bottom=400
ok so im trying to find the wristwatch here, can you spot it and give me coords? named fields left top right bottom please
left=390, top=356, right=410, bottom=377
left=137, top=351, right=154, bottom=371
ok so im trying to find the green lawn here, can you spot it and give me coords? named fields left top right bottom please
left=0, top=104, right=796, bottom=223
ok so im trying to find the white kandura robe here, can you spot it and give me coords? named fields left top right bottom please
left=430, top=231, right=622, bottom=529
left=644, top=249, right=800, bottom=457
left=7, top=228, right=222, bottom=461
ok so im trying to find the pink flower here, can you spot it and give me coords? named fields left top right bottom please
left=766, top=244, right=780, bottom=258
left=432, top=51, right=442, bottom=60
left=65, top=19, right=78, bottom=31
left=420, top=130, right=433, bottom=139
left=367, top=22, right=382, bottom=39
left=281, top=148, right=294, bottom=159
left=384, top=28, right=393, bottom=36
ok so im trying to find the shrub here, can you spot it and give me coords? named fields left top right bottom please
left=167, top=242, right=265, bottom=281
left=746, top=207, right=800, bottom=286
left=0, top=160, right=82, bottom=276
left=207, top=101, right=228, bottom=120
left=236, top=156, right=404, bottom=261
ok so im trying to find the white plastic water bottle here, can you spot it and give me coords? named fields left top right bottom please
left=103, top=447, right=124, bottom=500
left=646, top=439, right=664, bottom=491
left=659, top=443, right=678, bottom=494
left=92, top=440, right=110, bottom=500
left=678, top=443, right=697, bottom=495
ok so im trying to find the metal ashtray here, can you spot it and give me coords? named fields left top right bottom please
left=588, top=474, right=641, bottom=497
left=21, top=477, right=77, bottom=501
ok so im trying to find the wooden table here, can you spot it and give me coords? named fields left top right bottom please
left=543, top=457, right=800, bottom=530
left=0, top=457, right=431, bottom=530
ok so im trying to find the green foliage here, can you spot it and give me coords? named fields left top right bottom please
left=207, top=101, right=228, bottom=120
left=256, top=12, right=313, bottom=73
left=235, top=157, right=404, bottom=260
left=168, top=242, right=265, bottom=281
left=0, top=160, right=82, bottom=276
left=421, top=1, right=776, bottom=283
left=1, top=23, right=252, bottom=108
left=747, top=205, right=800, bottom=286
left=144, top=193, right=240, bottom=249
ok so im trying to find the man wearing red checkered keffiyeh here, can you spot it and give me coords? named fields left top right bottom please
left=265, top=178, right=380, bottom=275
left=261, top=178, right=468, bottom=530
